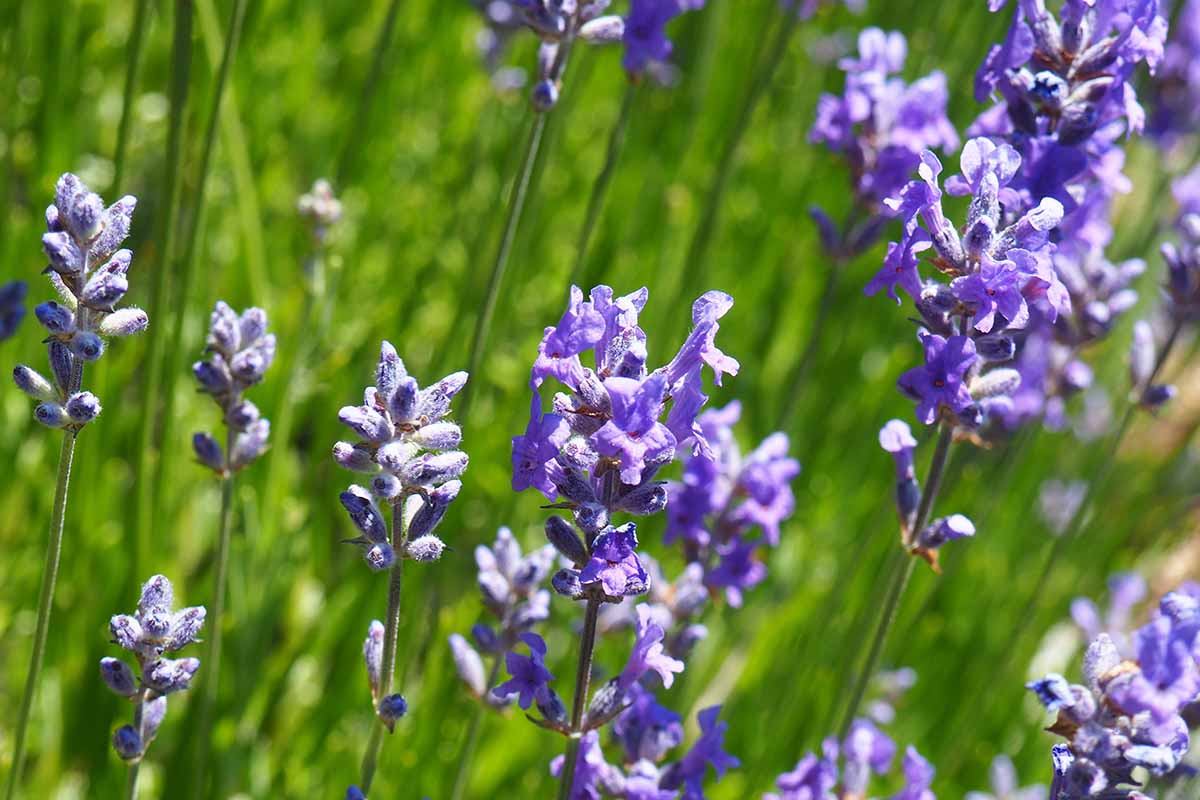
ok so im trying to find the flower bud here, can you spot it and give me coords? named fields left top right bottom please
left=969, top=368, right=1020, bottom=401
left=333, top=441, right=379, bottom=473
left=545, top=516, right=588, bottom=566
left=573, top=501, right=609, bottom=534
left=917, top=514, right=975, bottom=549
left=532, top=80, right=559, bottom=111
left=584, top=679, right=627, bottom=730
left=99, top=657, right=138, bottom=697
left=166, top=607, right=206, bottom=651
left=1129, top=321, right=1155, bottom=390
left=371, top=473, right=403, bottom=500
left=95, top=249, right=132, bottom=277
left=375, top=341, right=404, bottom=401
left=34, top=402, right=70, bottom=428
left=365, top=543, right=395, bottom=571
left=65, top=391, right=102, bottom=424
left=471, top=623, right=500, bottom=654
left=144, top=657, right=201, bottom=694
left=386, top=377, right=419, bottom=423
left=81, top=271, right=128, bottom=310
left=340, top=486, right=389, bottom=542
left=239, top=307, right=268, bottom=344
left=478, top=570, right=510, bottom=612
left=70, top=331, right=105, bottom=361
left=552, top=568, right=585, bottom=599
left=69, top=191, right=105, bottom=241
left=976, top=334, right=1016, bottom=363
left=98, top=307, right=149, bottom=337
left=48, top=341, right=74, bottom=392
left=412, top=421, right=462, bottom=451
left=43, top=231, right=80, bottom=274
left=13, top=365, right=58, bottom=402
left=449, top=633, right=486, bottom=697
left=417, top=371, right=468, bottom=421
left=408, top=479, right=461, bottom=539
left=110, top=614, right=144, bottom=651
left=579, top=15, right=623, bottom=42
left=232, top=419, right=270, bottom=468
left=400, top=451, right=469, bottom=487
left=226, top=399, right=260, bottom=430
left=537, top=686, right=570, bottom=726
left=194, top=357, right=233, bottom=395
left=346, top=787, right=366, bottom=800
left=364, top=620, right=384, bottom=698
left=112, top=725, right=143, bottom=760
left=377, top=694, right=408, bottom=732
left=35, top=301, right=75, bottom=334
left=616, top=483, right=668, bottom=516
left=193, top=433, right=224, bottom=472
left=406, top=535, right=446, bottom=562
left=142, top=696, right=168, bottom=743
left=1141, top=384, right=1176, bottom=411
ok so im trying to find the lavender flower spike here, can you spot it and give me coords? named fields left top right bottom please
left=0, top=281, right=27, bottom=341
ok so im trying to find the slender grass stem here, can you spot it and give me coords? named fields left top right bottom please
left=462, top=111, right=548, bottom=416
left=358, top=502, right=408, bottom=794
left=157, top=0, right=247, bottom=523
left=836, top=420, right=953, bottom=738
left=335, top=0, right=403, bottom=185
left=776, top=263, right=842, bottom=428
left=192, top=427, right=237, bottom=798
left=133, top=0, right=193, bottom=580
left=568, top=82, right=639, bottom=289
left=449, top=656, right=503, bottom=800
left=111, top=0, right=152, bottom=193
left=556, top=597, right=602, bottom=800
left=5, top=432, right=78, bottom=800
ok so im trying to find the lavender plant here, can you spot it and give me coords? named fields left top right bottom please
left=0, top=280, right=27, bottom=341
left=1148, top=0, right=1200, bottom=146
left=334, top=342, right=468, bottom=795
left=189, top=301, right=275, bottom=790
left=7, top=173, right=146, bottom=799
left=1026, top=584, right=1200, bottom=798
left=103, top=575, right=205, bottom=799
left=965, top=755, right=1047, bottom=800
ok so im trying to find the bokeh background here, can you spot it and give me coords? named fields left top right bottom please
left=1, top=0, right=1197, bottom=797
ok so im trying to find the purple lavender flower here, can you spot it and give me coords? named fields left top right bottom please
left=494, top=632, right=556, bottom=710
left=622, top=0, right=705, bottom=75
left=891, top=746, right=936, bottom=800
left=103, top=575, right=204, bottom=762
left=613, top=683, right=684, bottom=763
left=1149, top=0, right=1200, bottom=143
left=580, top=522, right=650, bottom=598
left=550, top=730, right=623, bottom=800
left=842, top=718, right=896, bottom=794
left=12, top=174, right=145, bottom=430
left=660, top=706, right=739, bottom=798
left=619, top=604, right=685, bottom=690
left=1071, top=572, right=1146, bottom=657
left=965, top=755, right=1046, bottom=800
left=897, top=334, right=977, bottom=425
left=764, top=737, right=839, bottom=800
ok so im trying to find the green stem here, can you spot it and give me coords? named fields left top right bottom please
left=111, top=0, right=151, bottom=193
left=462, top=111, right=548, bottom=416
left=557, top=597, right=602, bottom=800
left=358, top=502, right=408, bottom=794
left=193, top=427, right=237, bottom=797
left=568, top=81, right=638, bottom=289
left=836, top=421, right=953, bottom=738
left=157, top=0, right=247, bottom=520
left=5, top=432, right=78, bottom=800
left=335, top=0, right=403, bottom=185
left=133, top=0, right=192, bottom=582
left=448, top=656, right=503, bottom=800
left=776, top=262, right=843, bottom=428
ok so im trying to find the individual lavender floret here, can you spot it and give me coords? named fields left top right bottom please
left=1027, top=586, right=1200, bottom=798
left=192, top=302, right=275, bottom=475
left=664, top=401, right=799, bottom=607
left=333, top=341, right=468, bottom=570
left=12, top=174, right=147, bottom=431
left=102, top=575, right=205, bottom=762
left=810, top=28, right=959, bottom=258
left=658, top=706, right=739, bottom=797
left=493, top=632, right=557, bottom=710
left=0, top=280, right=27, bottom=341
left=965, top=755, right=1046, bottom=800
left=621, top=0, right=706, bottom=76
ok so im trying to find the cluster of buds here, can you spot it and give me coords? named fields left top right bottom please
left=192, top=302, right=275, bottom=476
left=13, top=174, right=147, bottom=432
left=334, top=341, right=469, bottom=570
left=516, top=1, right=625, bottom=109
left=296, top=178, right=343, bottom=244
left=101, top=575, right=205, bottom=762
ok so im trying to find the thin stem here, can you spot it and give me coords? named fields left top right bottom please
left=125, top=692, right=147, bottom=800
left=335, top=0, right=403, bottom=185
left=568, top=81, right=639, bottom=289
left=836, top=421, right=953, bottom=738
left=133, top=0, right=192, bottom=581
left=776, top=263, right=843, bottom=428
left=358, top=502, right=408, bottom=794
left=193, top=427, right=237, bottom=797
left=557, top=597, right=602, bottom=800
left=449, top=656, right=503, bottom=800
left=462, top=111, right=548, bottom=417
left=112, top=0, right=152, bottom=193
left=5, top=432, right=78, bottom=800
left=157, top=0, right=248, bottom=514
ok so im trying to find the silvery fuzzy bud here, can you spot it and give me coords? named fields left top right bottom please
left=400, top=451, right=469, bottom=487
left=532, top=80, right=559, bottom=111
left=144, top=657, right=201, bottom=694
left=897, top=478, right=921, bottom=525
left=545, top=516, right=587, bottom=566
left=194, top=358, right=233, bottom=395
left=81, top=270, right=128, bottom=310
left=232, top=419, right=270, bottom=467
left=13, top=365, right=58, bottom=402
left=340, top=486, right=389, bottom=542
left=48, top=342, right=74, bottom=393
left=112, top=725, right=143, bottom=760
left=412, top=421, right=462, bottom=451
left=1082, top=633, right=1121, bottom=692
left=142, top=696, right=167, bottom=743
left=573, top=501, right=609, bottom=534
left=239, top=307, right=268, bottom=344
left=584, top=678, right=627, bottom=729
left=43, top=231, right=81, bottom=274
left=230, top=337, right=276, bottom=384
left=969, top=368, right=1021, bottom=400
left=616, top=483, right=668, bottom=516
left=377, top=694, right=408, bottom=732
left=165, top=607, right=206, bottom=651
left=579, top=14, right=623, bottom=42
left=976, top=334, right=1016, bottom=363
left=208, top=301, right=241, bottom=354
left=387, top=377, right=419, bottom=424
left=365, top=542, right=395, bottom=571
left=512, top=590, right=551, bottom=630
left=225, top=399, right=260, bottom=430
left=575, top=370, right=611, bottom=413
left=371, top=473, right=403, bottom=500
left=70, top=331, right=105, bottom=361
left=35, top=301, right=75, bottom=334
left=375, top=341, right=405, bottom=401
left=99, top=657, right=138, bottom=697
left=69, top=191, right=105, bottom=241
left=449, top=633, right=486, bottom=697
left=364, top=620, right=384, bottom=698
left=1129, top=320, right=1156, bottom=390
left=338, top=405, right=392, bottom=443
left=406, top=535, right=446, bottom=562
left=478, top=570, right=510, bottom=612
left=554, top=464, right=597, bottom=504
left=1026, top=673, right=1074, bottom=712
left=537, top=687, right=570, bottom=726
left=917, top=514, right=975, bottom=549
left=416, top=371, right=468, bottom=421
left=376, top=440, right=420, bottom=473
left=193, top=433, right=225, bottom=472
left=98, top=307, right=149, bottom=337
left=92, top=195, right=137, bottom=263
left=333, top=441, right=379, bottom=473
left=110, top=615, right=144, bottom=652
left=408, top=480, right=461, bottom=539
left=35, top=402, right=70, bottom=428
left=65, top=391, right=102, bottom=424
left=95, top=249, right=132, bottom=278
left=552, top=568, right=584, bottom=599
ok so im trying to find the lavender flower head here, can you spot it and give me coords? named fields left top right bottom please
left=297, top=178, right=342, bottom=243
left=1148, top=0, right=1200, bottom=144
left=622, top=0, right=706, bottom=76
left=13, top=174, right=147, bottom=432
left=103, top=574, right=205, bottom=762
left=192, top=302, right=275, bottom=475
left=665, top=401, right=799, bottom=607
left=0, top=281, right=27, bottom=341
left=811, top=28, right=959, bottom=257
left=333, top=341, right=468, bottom=570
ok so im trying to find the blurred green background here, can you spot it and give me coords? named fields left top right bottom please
left=1, top=0, right=1197, bottom=797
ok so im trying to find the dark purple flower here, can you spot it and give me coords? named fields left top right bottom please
left=897, top=333, right=976, bottom=425
left=620, top=604, right=685, bottom=690
left=493, top=632, right=555, bottom=710
left=705, top=538, right=767, bottom=608
left=765, top=737, right=839, bottom=800
left=622, top=0, right=704, bottom=75
left=0, top=281, right=27, bottom=341
left=614, top=683, right=684, bottom=763
left=661, top=706, right=740, bottom=798
left=580, top=523, right=649, bottom=597
left=550, top=730, right=618, bottom=800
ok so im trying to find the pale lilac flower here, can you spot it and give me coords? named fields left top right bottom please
left=620, top=604, right=685, bottom=690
